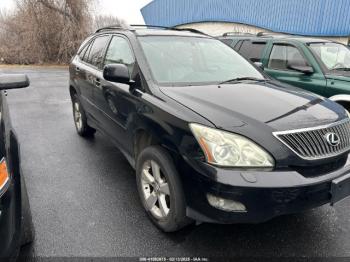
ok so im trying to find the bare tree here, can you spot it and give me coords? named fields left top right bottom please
left=93, top=14, right=127, bottom=31
left=0, top=0, right=93, bottom=64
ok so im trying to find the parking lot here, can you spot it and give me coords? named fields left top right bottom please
left=1, top=66, right=350, bottom=258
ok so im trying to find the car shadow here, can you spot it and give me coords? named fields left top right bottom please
left=18, top=239, right=37, bottom=262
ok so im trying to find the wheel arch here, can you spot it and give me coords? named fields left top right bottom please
left=133, top=126, right=180, bottom=162
left=69, top=85, right=78, bottom=98
left=329, top=94, right=350, bottom=111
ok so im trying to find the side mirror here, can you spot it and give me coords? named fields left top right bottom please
left=103, top=64, right=130, bottom=84
left=0, top=74, right=30, bottom=90
left=254, top=62, right=264, bottom=69
left=287, top=64, right=314, bottom=74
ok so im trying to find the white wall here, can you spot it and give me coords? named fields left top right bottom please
left=177, top=22, right=349, bottom=44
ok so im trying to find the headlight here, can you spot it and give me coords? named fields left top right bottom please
left=190, top=123, right=275, bottom=167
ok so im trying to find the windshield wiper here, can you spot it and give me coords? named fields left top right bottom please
left=219, top=77, right=268, bottom=85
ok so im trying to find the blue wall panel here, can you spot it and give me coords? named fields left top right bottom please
left=141, top=0, right=350, bottom=36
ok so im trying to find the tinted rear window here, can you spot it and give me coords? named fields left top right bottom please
left=238, top=40, right=266, bottom=62
left=220, top=39, right=233, bottom=46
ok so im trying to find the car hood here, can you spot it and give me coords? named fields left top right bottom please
left=159, top=81, right=346, bottom=132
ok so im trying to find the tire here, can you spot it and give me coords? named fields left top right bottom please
left=136, top=146, right=192, bottom=232
left=71, top=93, right=96, bottom=137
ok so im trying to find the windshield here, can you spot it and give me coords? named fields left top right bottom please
left=309, top=42, right=350, bottom=71
left=138, top=36, right=264, bottom=85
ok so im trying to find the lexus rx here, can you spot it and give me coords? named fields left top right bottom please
left=69, top=26, right=350, bottom=232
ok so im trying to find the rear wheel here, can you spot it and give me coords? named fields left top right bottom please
left=136, top=146, right=192, bottom=232
left=71, top=93, right=96, bottom=137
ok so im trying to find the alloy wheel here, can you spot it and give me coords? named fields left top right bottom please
left=141, top=160, right=171, bottom=219
left=73, top=102, right=83, bottom=131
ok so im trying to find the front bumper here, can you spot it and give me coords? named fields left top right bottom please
left=0, top=181, right=20, bottom=258
left=181, top=154, right=350, bottom=224
left=0, top=164, right=25, bottom=259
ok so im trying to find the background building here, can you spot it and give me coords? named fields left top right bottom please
left=141, top=0, right=350, bottom=44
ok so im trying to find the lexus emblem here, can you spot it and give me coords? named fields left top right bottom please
left=324, top=132, right=340, bottom=147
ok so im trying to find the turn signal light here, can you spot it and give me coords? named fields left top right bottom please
left=0, top=158, right=9, bottom=194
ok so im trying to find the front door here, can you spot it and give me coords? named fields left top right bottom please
left=95, top=35, right=139, bottom=155
left=264, top=43, right=327, bottom=96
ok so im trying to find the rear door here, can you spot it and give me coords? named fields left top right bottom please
left=79, top=35, right=111, bottom=123
left=263, top=42, right=327, bottom=95
left=72, top=41, right=94, bottom=113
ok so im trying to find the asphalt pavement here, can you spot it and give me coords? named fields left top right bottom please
left=1, top=67, right=350, bottom=259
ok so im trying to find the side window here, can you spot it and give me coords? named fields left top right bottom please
left=82, top=41, right=93, bottom=62
left=234, top=40, right=243, bottom=51
left=86, top=36, right=110, bottom=68
left=79, top=42, right=90, bottom=60
left=221, top=39, right=233, bottom=47
left=268, top=44, right=309, bottom=70
left=238, top=40, right=266, bottom=62
left=104, top=36, right=135, bottom=74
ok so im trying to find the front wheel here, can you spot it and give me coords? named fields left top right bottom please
left=71, top=94, right=96, bottom=137
left=136, top=146, right=192, bottom=232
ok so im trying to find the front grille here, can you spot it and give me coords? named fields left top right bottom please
left=274, top=119, right=350, bottom=160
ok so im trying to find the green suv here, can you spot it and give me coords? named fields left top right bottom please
left=219, top=33, right=350, bottom=110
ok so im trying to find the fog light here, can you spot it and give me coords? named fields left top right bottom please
left=207, top=194, right=247, bottom=212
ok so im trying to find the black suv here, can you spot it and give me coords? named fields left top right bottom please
left=69, top=26, right=350, bottom=232
left=0, top=74, right=34, bottom=258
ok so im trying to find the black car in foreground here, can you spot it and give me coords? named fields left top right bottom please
left=0, top=74, right=34, bottom=258
left=69, top=25, right=350, bottom=232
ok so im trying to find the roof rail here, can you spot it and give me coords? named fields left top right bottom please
left=131, top=24, right=207, bottom=35
left=256, top=31, right=284, bottom=37
left=172, top=27, right=207, bottom=36
left=222, top=32, right=254, bottom=37
left=95, top=24, right=208, bottom=36
left=95, top=25, right=130, bottom=33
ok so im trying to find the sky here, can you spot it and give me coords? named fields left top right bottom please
left=0, top=0, right=152, bottom=24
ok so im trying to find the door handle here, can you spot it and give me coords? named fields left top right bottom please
left=94, top=78, right=101, bottom=87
